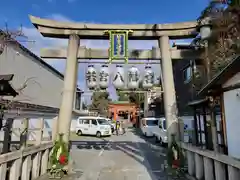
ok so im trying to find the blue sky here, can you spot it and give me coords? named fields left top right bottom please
left=0, top=0, right=208, bottom=26
left=0, top=0, right=209, bottom=103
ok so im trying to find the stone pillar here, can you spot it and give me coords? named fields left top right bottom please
left=58, top=34, right=79, bottom=144
left=228, top=165, right=240, bottom=180
left=158, top=36, right=179, bottom=144
left=215, top=161, right=226, bottom=180
left=195, top=153, right=204, bottom=180
left=187, top=151, right=195, bottom=176
left=35, top=118, right=44, bottom=145
left=203, top=157, right=214, bottom=180
left=52, top=116, right=58, bottom=141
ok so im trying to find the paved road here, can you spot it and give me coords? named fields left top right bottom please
left=69, top=128, right=183, bottom=180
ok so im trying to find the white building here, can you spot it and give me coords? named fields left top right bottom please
left=0, top=30, right=82, bottom=110
left=0, top=30, right=86, bottom=143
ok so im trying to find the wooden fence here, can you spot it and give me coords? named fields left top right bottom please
left=0, top=116, right=58, bottom=180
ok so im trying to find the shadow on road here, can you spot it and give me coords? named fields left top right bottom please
left=70, top=128, right=186, bottom=180
left=129, top=127, right=167, bottom=148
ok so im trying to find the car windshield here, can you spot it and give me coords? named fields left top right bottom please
left=97, top=119, right=109, bottom=125
left=146, top=120, right=158, bottom=126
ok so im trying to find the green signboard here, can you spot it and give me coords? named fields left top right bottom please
left=104, top=30, right=133, bottom=64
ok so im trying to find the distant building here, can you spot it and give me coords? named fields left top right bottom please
left=149, top=60, right=196, bottom=117
left=173, top=59, right=194, bottom=116
left=147, top=86, right=164, bottom=117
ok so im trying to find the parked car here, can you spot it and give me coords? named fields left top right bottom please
left=140, top=117, right=158, bottom=137
left=152, top=116, right=196, bottom=145
left=152, top=118, right=168, bottom=146
left=75, top=116, right=112, bottom=137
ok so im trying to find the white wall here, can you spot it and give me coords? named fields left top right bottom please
left=0, top=44, right=64, bottom=108
left=223, top=72, right=240, bottom=159
left=180, top=115, right=222, bottom=144
left=0, top=118, right=78, bottom=142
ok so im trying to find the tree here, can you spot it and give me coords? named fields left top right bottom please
left=89, top=89, right=111, bottom=116
left=117, top=91, right=129, bottom=101
left=197, top=0, right=240, bottom=80
left=116, top=81, right=145, bottom=108
left=193, top=1, right=240, bottom=152
left=128, top=81, right=145, bottom=109
left=0, top=24, right=28, bottom=55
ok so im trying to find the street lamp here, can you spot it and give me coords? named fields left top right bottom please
left=199, top=16, right=212, bottom=82
left=199, top=16, right=212, bottom=40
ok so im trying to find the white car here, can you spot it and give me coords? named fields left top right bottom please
left=140, top=117, right=158, bottom=137
left=76, top=116, right=112, bottom=137
left=152, top=118, right=168, bottom=145
left=152, top=117, right=196, bottom=145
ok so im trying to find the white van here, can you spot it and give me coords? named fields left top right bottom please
left=140, top=117, right=158, bottom=137
left=76, top=116, right=112, bottom=137
left=152, top=118, right=168, bottom=145
left=152, top=116, right=196, bottom=145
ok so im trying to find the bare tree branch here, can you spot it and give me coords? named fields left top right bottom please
left=0, top=23, right=34, bottom=55
left=16, top=77, right=41, bottom=94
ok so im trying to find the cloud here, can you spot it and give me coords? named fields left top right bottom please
left=47, top=14, right=73, bottom=22
left=67, top=0, right=76, bottom=3
left=22, top=13, right=192, bottom=102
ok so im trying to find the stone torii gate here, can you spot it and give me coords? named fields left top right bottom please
left=29, top=15, right=200, bottom=145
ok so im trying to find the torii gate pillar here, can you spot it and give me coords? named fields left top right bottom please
left=159, top=36, right=179, bottom=144
left=58, top=34, right=79, bottom=143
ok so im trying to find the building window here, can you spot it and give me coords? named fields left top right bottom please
left=183, top=66, right=192, bottom=83
left=75, top=91, right=81, bottom=110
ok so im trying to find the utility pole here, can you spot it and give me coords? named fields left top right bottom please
left=144, top=91, right=149, bottom=117
left=204, top=40, right=219, bottom=152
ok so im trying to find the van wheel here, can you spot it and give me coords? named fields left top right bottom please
left=96, top=131, right=101, bottom=138
left=155, top=136, right=160, bottom=143
left=77, top=130, right=82, bottom=136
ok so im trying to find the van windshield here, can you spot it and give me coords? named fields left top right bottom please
left=146, top=120, right=158, bottom=126
left=163, top=120, right=166, bottom=130
left=97, top=119, right=109, bottom=125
